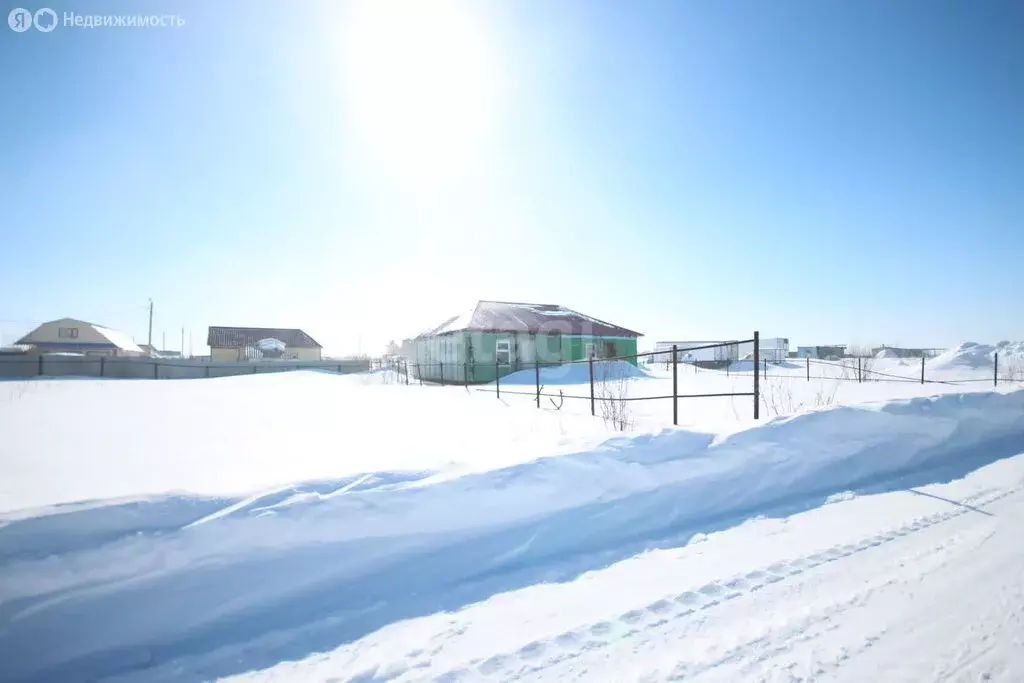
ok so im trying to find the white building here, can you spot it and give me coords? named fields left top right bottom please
left=652, top=337, right=790, bottom=363
left=651, top=341, right=739, bottom=363
left=736, top=337, right=790, bottom=361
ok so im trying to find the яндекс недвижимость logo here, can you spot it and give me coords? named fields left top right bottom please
left=8, top=7, right=57, bottom=31
left=8, top=7, right=183, bottom=31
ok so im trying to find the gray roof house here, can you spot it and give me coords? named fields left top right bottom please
left=207, top=326, right=322, bottom=361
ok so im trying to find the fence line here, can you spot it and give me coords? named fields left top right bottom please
left=402, top=333, right=763, bottom=426
left=721, top=355, right=1024, bottom=387
left=0, top=355, right=371, bottom=380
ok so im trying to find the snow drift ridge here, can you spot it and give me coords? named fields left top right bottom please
left=3, top=390, right=1024, bottom=682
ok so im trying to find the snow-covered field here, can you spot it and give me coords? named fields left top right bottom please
left=1, top=342, right=1024, bottom=683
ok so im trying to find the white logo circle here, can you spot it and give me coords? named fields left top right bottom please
left=33, top=7, right=57, bottom=32
left=8, top=7, right=32, bottom=31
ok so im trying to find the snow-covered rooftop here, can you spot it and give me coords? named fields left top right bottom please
left=418, top=300, right=642, bottom=338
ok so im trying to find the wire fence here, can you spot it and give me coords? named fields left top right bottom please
left=726, top=355, right=1024, bottom=387
left=378, top=334, right=1024, bottom=430
left=389, top=333, right=766, bottom=424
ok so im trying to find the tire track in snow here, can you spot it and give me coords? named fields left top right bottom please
left=414, top=485, right=1021, bottom=683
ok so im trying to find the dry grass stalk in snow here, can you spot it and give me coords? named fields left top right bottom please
left=595, top=362, right=634, bottom=431
left=761, top=376, right=840, bottom=417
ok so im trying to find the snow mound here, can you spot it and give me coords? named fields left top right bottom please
left=498, top=360, right=652, bottom=385
left=929, top=341, right=1024, bottom=370
left=875, top=348, right=899, bottom=359
left=4, top=390, right=1024, bottom=682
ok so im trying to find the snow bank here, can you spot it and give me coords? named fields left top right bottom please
left=875, top=348, right=899, bottom=359
left=0, top=372, right=613, bottom=513
left=3, top=390, right=1024, bottom=682
left=498, top=360, right=652, bottom=386
left=929, top=341, right=1024, bottom=370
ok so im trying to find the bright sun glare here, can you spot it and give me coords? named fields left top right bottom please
left=340, top=0, right=500, bottom=190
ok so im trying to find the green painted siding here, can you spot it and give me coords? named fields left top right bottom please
left=563, top=335, right=638, bottom=365
left=412, top=331, right=639, bottom=383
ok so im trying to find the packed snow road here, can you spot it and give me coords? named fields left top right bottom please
left=233, top=455, right=1024, bottom=683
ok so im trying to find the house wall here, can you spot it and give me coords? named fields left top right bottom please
left=412, top=332, right=638, bottom=383
left=293, top=347, right=322, bottom=361
left=211, top=347, right=240, bottom=362
left=211, top=346, right=321, bottom=362
left=563, top=335, right=637, bottom=364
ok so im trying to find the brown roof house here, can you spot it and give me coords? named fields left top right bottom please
left=207, top=326, right=322, bottom=362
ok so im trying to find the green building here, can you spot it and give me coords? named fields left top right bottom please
left=410, top=300, right=642, bottom=383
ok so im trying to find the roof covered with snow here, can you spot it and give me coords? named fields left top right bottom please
left=92, top=324, right=143, bottom=354
left=418, top=301, right=642, bottom=338
left=207, top=326, right=321, bottom=348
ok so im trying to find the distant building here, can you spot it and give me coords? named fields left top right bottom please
left=871, top=346, right=933, bottom=359
left=737, top=337, right=790, bottom=362
left=796, top=345, right=846, bottom=360
left=652, top=341, right=739, bottom=364
left=206, top=326, right=323, bottom=362
left=139, top=344, right=182, bottom=359
left=16, top=318, right=143, bottom=356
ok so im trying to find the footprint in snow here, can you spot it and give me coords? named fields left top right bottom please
left=675, top=591, right=701, bottom=605
left=620, top=609, right=646, bottom=624
left=590, top=621, right=614, bottom=636
left=516, top=641, right=546, bottom=660
left=554, top=631, right=581, bottom=648
left=478, top=655, right=511, bottom=675
left=724, top=577, right=748, bottom=591
left=647, top=599, right=675, bottom=615
left=699, top=583, right=723, bottom=597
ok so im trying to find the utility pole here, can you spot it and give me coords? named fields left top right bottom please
left=147, top=299, right=154, bottom=349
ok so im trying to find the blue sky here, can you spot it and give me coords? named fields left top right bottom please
left=1, top=0, right=1021, bottom=355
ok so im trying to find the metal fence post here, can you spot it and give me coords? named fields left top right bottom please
left=806, top=356, right=810, bottom=381
left=994, top=352, right=999, bottom=387
left=858, top=357, right=862, bottom=383
left=440, top=360, right=444, bottom=383
left=753, top=331, right=760, bottom=420
left=535, top=357, right=541, bottom=408
left=465, top=360, right=469, bottom=389
left=253, top=364, right=257, bottom=374
left=154, top=362, right=159, bottom=380
left=672, top=344, right=678, bottom=426
left=205, top=365, right=210, bottom=378
left=589, top=355, right=595, bottom=416
left=100, top=356, right=105, bottom=377
left=921, top=356, right=925, bottom=384
left=495, top=359, right=500, bottom=398
left=763, top=357, right=767, bottom=379
left=38, top=354, right=43, bottom=376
